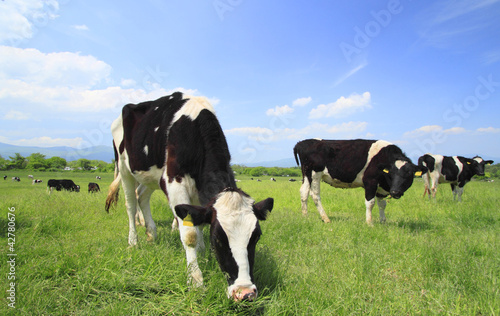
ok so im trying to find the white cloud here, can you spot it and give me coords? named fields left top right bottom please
left=4, top=136, right=83, bottom=148
left=72, top=24, right=89, bottom=31
left=266, top=104, right=293, bottom=117
left=292, top=97, right=312, bottom=107
left=404, top=125, right=469, bottom=138
left=309, top=92, right=371, bottom=119
left=4, top=110, right=29, bottom=120
left=226, top=121, right=368, bottom=143
left=0, top=46, right=203, bottom=113
left=334, top=61, right=368, bottom=86
left=225, top=127, right=273, bottom=136
left=0, top=0, right=59, bottom=45
left=477, top=127, right=500, bottom=133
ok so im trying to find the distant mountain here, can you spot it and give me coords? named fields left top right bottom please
left=0, top=142, right=114, bottom=162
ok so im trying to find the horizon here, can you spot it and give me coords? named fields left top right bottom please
left=1, top=1, right=500, bottom=166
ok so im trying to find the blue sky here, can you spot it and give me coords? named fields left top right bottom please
left=1, top=0, right=500, bottom=165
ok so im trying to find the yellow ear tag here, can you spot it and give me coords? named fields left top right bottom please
left=383, top=168, right=390, bottom=174
left=467, top=161, right=471, bottom=165
left=415, top=171, right=422, bottom=177
left=183, top=214, right=194, bottom=227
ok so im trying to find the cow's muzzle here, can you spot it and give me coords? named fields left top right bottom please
left=390, top=191, right=403, bottom=199
left=230, top=285, right=257, bottom=302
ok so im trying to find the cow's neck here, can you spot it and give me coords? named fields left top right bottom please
left=198, top=168, right=237, bottom=205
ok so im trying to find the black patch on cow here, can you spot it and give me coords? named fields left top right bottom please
left=418, top=154, right=436, bottom=172
left=121, top=92, right=186, bottom=172
left=441, top=156, right=459, bottom=182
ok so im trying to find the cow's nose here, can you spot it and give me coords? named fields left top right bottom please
left=232, top=287, right=257, bottom=302
left=390, top=191, right=403, bottom=199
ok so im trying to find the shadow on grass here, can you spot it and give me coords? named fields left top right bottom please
left=393, top=219, right=432, bottom=233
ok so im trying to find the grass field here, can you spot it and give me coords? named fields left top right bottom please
left=1, top=170, right=499, bottom=315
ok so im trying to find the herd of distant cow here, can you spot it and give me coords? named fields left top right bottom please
left=4, top=92, right=494, bottom=302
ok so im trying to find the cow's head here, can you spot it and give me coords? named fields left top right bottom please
left=379, top=160, right=428, bottom=199
left=471, top=156, right=494, bottom=176
left=175, top=188, right=273, bottom=302
left=74, top=185, right=80, bottom=192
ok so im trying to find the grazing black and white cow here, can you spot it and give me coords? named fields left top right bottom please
left=105, top=92, right=273, bottom=301
left=96, top=176, right=101, bottom=180
left=418, top=154, right=493, bottom=201
left=3, top=175, right=7, bottom=180
left=293, top=139, right=427, bottom=224
left=32, top=179, right=43, bottom=184
left=12, top=177, right=20, bottom=182
left=88, top=182, right=100, bottom=193
left=270, top=178, right=276, bottom=182
left=28, top=175, right=34, bottom=179
left=47, top=179, right=80, bottom=194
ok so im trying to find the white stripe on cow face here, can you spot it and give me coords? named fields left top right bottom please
left=473, top=157, right=484, bottom=164
left=395, top=160, right=407, bottom=169
left=213, top=191, right=258, bottom=290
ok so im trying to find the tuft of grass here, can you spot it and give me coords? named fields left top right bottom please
left=0, top=171, right=499, bottom=315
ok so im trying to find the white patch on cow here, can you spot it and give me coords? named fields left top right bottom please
left=143, top=145, right=149, bottom=156
left=154, top=106, right=159, bottom=111
left=395, top=160, right=407, bottom=169
left=452, top=156, right=464, bottom=179
left=214, top=190, right=257, bottom=292
left=473, top=157, right=483, bottom=163
left=132, top=165, right=164, bottom=190
left=354, top=140, right=392, bottom=184
left=111, top=114, right=124, bottom=154
left=154, top=126, right=159, bottom=132
left=171, top=95, right=216, bottom=127
left=321, top=167, right=360, bottom=188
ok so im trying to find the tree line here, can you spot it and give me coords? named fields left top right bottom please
left=0, top=153, right=115, bottom=172
left=2, top=152, right=498, bottom=179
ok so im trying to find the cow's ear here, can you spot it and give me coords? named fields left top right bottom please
left=415, top=165, right=428, bottom=175
left=253, top=198, right=273, bottom=221
left=175, top=204, right=212, bottom=226
left=485, top=160, right=494, bottom=165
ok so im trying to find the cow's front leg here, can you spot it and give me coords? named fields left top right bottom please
left=136, top=184, right=157, bottom=242
left=166, top=175, right=205, bottom=287
left=376, top=195, right=387, bottom=223
left=364, top=184, right=378, bottom=225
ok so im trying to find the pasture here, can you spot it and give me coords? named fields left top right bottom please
left=1, top=171, right=499, bottom=315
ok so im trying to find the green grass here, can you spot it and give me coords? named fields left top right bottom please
left=1, top=171, right=499, bottom=315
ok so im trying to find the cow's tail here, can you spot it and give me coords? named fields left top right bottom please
left=293, top=144, right=301, bottom=166
left=105, top=143, right=121, bottom=213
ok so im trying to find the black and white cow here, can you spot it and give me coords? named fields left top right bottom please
left=293, top=139, right=427, bottom=224
left=47, top=179, right=80, bottom=194
left=96, top=176, right=101, bottom=180
left=418, top=154, right=493, bottom=201
left=105, top=92, right=273, bottom=301
left=88, top=182, right=100, bottom=193
left=32, top=179, right=43, bottom=184
left=3, top=175, right=7, bottom=180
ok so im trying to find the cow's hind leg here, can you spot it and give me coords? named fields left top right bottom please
left=299, top=177, right=310, bottom=216
left=136, top=184, right=157, bottom=242
left=121, top=172, right=140, bottom=246
left=310, top=171, right=330, bottom=223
